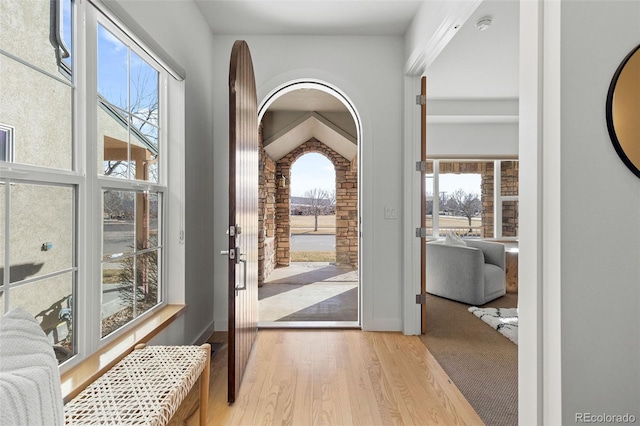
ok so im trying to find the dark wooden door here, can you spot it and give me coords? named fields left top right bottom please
left=227, top=40, right=259, bottom=404
left=420, top=76, right=427, bottom=334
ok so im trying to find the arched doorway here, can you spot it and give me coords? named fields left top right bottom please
left=256, top=81, right=361, bottom=327
left=289, top=152, right=336, bottom=263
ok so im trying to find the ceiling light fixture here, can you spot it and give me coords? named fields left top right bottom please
left=476, top=17, right=492, bottom=31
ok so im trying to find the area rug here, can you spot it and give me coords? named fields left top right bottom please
left=468, top=306, right=518, bottom=345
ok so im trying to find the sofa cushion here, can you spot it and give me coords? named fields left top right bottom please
left=483, top=263, right=507, bottom=303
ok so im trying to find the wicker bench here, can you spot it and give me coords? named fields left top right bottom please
left=64, top=343, right=211, bottom=426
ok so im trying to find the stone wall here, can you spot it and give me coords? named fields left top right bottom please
left=275, top=138, right=358, bottom=267
left=500, top=161, right=519, bottom=237
left=258, top=130, right=277, bottom=286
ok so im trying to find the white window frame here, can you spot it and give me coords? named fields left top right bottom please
left=426, top=159, right=519, bottom=240
left=0, top=0, right=185, bottom=372
left=92, top=14, right=167, bottom=343
left=0, top=0, right=80, bottom=363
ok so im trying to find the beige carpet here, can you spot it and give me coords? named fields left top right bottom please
left=419, top=293, right=518, bottom=426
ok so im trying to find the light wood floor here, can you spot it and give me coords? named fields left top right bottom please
left=186, top=329, right=483, bottom=426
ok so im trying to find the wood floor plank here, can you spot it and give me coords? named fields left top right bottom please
left=341, top=332, right=387, bottom=426
left=188, top=329, right=483, bottom=426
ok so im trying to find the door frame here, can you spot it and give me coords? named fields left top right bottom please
left=401, top=1, right=563, bottom=424
left=257, top=79, right=363, bottom=329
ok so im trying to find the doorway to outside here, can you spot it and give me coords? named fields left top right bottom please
left=257, top=81, right=360, bottom=328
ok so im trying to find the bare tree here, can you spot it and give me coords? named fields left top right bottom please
left=304, top=188, right=331, bottom=231
left=327, top=189, right=337, bottom=215
left=447, top=189, right=481, bottom=233
left=103, top=64, right=158, bottom=179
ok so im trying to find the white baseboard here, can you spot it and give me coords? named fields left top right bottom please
left=364, top=318, right=402, bottom=332
left=214, top=319, right=229, bottom=332
left=193, top=321, right=216, bottom=345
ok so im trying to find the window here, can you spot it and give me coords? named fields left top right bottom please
left=96, top=19, right=165, bottom=338
left=425, top=160, right=519, bottom=239
left=0, top=124, right=14, bottom=162
left=1, top=0, right=78, bottom=364
left=0, top=0, right=183, bottom=367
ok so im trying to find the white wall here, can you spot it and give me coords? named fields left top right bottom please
left=110, top=0, right=217, bottom=345
left=211, top=35, right=405, bottom=331
left=557, top=1, right=640, bottom=422
left=427, top=122, right=518, bottom=158
left=426, top=99, right=518, bottom=158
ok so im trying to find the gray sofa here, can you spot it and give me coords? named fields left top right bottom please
left=426, top=239, right=506, bottom=305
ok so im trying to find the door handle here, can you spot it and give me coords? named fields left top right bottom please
left=220, top=248, right=238, bottom=261
left=236, top=254, right=247, bottom=291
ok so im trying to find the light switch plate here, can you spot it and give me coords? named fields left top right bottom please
left=384, top=206, right=397, bottom=219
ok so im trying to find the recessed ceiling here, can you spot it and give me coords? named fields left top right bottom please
left=264, top=112, right=357, bottom=161
left=193, top=0, right=424, bottom=36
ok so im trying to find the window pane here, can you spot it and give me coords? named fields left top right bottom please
left=0, top=0, right=62, bottom=76
left=425, top=175, right=433, bottom=236
left=0, top=129, right=6, bottom=161
left=136, top=250, right=159, bottom=315
left=131, top=121, right=159, bottom=183
left=502, top=200, right=519, bottom=237
left=97, top=26, right=160, bottom=183
left=501, top=161, right=519, bottom=196
left=99, top=101, right=132, bottom=179
left=101, top=257, right=134, bottom=338
left=149, top=193, right=159, bottom=247
left=103, top=190, right=135, bottom=260
left=101, top=250, right=159, bottom=338
left=10, top=184, right=74, bottom=283
left=439, top=163, right=482, bottom=237
left=0, top=182, right=4, bottom=285
left=97, top=25, right=128, bottom=111
left=60, top=0, right=73, bottom=73
left=130, top=126, right=159, bottom=182
left=130, top=51, right=158, bottom=123
left=9, top=273, right=75, bottom=364
left=0, top=56, right=73, bottom=170
left=0, top=125, right=14, bottom=162
left=138, top=192, right=159, bottom=250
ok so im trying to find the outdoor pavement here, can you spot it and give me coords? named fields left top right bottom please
left=259, top=262, right=358, bottom=322
left=290, top=234, right=335, bottom=251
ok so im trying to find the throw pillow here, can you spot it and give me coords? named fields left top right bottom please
left=444, top=231, right=467, bottom=246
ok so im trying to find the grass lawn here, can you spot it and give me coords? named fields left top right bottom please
left=290, top=214, right=336, bottom=235
left=433, top=216, right=482, bottom=228
left=289, top=214, right=481, bottom=235
left=290, top=251, right=336, bottom=262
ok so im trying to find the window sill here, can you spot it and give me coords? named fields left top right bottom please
left=60, top=304, right=186, bottom=403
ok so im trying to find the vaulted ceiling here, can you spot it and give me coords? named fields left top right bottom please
left=263, top=111, right=357, bottom=161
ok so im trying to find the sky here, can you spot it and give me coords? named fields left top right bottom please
left=290, top=153, right=481, bottom=197
left=290, top=153, right=335, bottom=196
left=432, top=173, right=481, bottom=196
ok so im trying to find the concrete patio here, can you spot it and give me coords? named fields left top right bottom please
left=258, top=262, right=358, bottom=323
